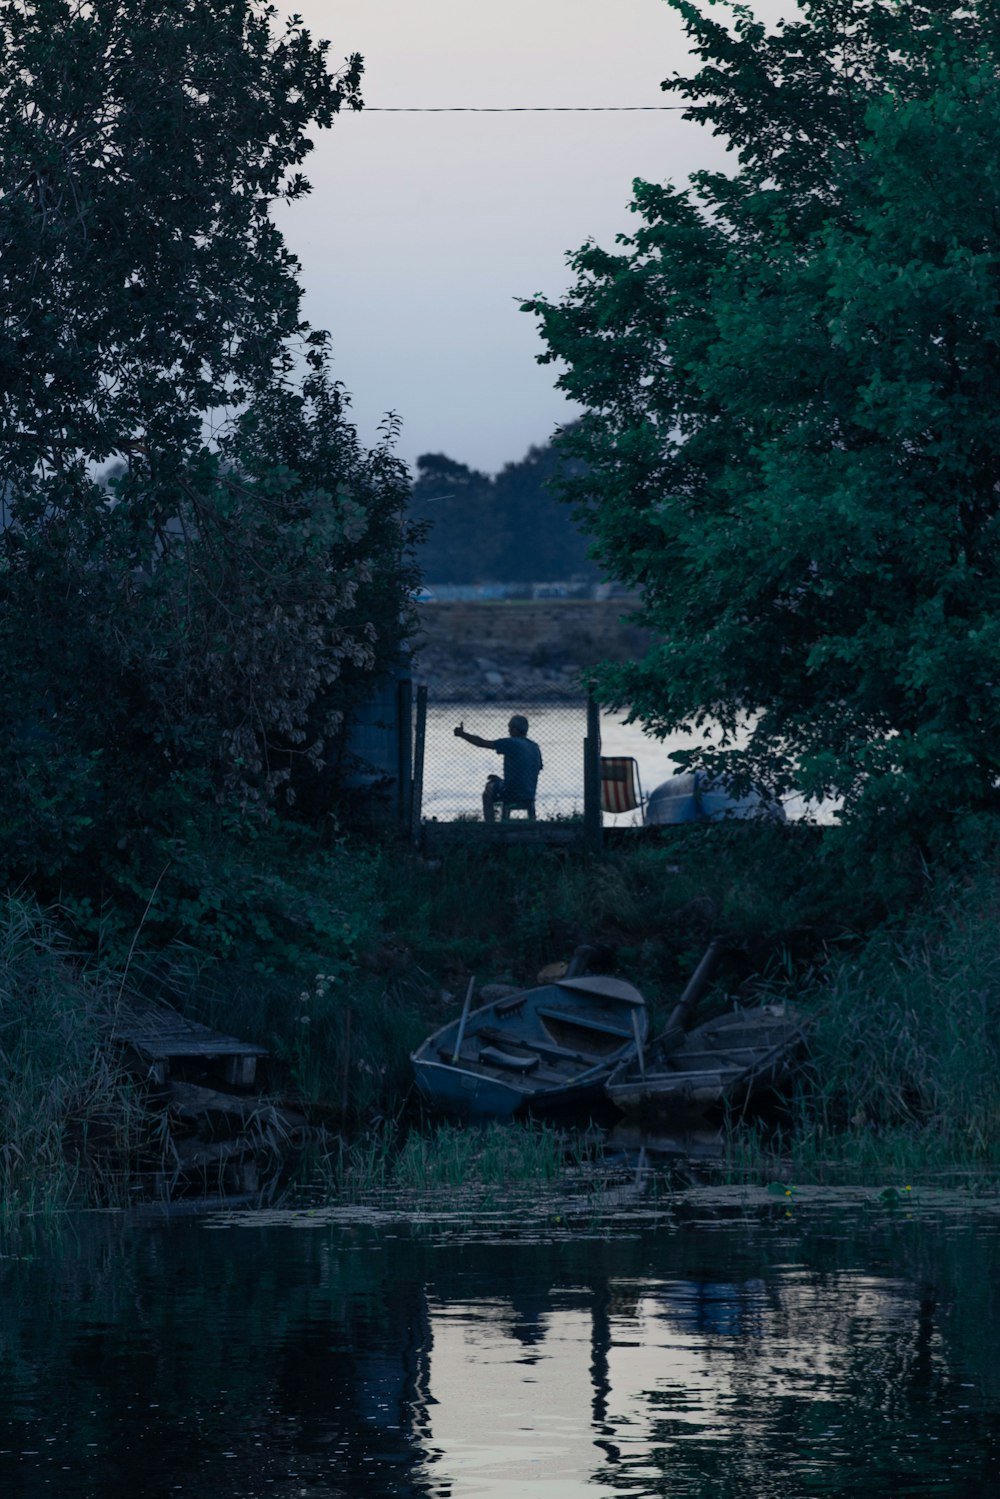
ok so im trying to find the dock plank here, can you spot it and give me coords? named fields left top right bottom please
left=112, top=1005, right=267, bottom=1086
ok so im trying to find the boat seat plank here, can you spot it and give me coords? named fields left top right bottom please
left=536, top=1007, right=631, bottom=1040
left=444, top=1054, right=569, bottom=1086
left=529, top=1040, right=595, bottom=1064
left=671, top=1046, right=786, bottom=1060
left=473, top=1026, right=594, bottom=1065
left=438, top=1041, right=572, bottom=1078
left=639, top=1066, right=747, bottom=1081
left=478, top=1045, right=540, bottom=1073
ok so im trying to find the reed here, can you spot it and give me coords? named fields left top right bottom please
left=791, top=871, right=1000, bottom=1157
left=0, top=896, right=147, bottom=1215
left=392, top=1119, right=572, bottom=1188
left=318, top=1117, right=578, bottom=1198
left=711, top=867, right=1000, bottom=1182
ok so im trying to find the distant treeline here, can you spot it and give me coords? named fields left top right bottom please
left=409, top=430, right=597, bottom=584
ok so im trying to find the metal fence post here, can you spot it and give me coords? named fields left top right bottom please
left=411, top=684, right=427, bottom=845
left=397, top=676, right=413, bottom=830
left=584, top=691, right=602, bottom=852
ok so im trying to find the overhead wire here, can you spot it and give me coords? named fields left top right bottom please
left=359, top=104, right=688, bottom=112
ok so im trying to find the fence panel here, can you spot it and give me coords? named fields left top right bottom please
left=418, top=674, right=590, bottom=825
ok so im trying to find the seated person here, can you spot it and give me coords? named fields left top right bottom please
left=454, top=714, right=543, bottom=821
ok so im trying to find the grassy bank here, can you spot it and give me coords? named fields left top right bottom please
left=372, top=823, right=1000, bottom=1184
left=776, top=871, right=1000, bottom=1178
left=0, top=898, right=145, bottom=1216
left=6, top=819, right=1000, bottom=1213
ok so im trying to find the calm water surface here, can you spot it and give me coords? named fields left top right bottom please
left=2, top=1189, right=999, bottom=1497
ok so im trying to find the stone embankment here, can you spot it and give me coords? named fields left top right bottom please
left=413, top=598, right=649, bottom=702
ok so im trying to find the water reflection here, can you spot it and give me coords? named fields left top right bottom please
left=418, top=1265, right=985, bottom=1497
left=1, top=1203, right=998, bottom=1496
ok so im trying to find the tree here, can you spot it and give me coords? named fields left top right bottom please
left=491, top=434, right=594, bottom=583
left=523, top=0, right=1000, bottom=840
left=409, top=452, right=496, bottom=583
left=0, top=1, right=416, bottom=905
left=408, top=431, right=595, bottom=584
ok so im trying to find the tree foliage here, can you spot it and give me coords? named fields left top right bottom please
left=409, top=431, right=595, bottom=584
left=0, top=1, right=416, bottom=916
left=523, top=0, right=1000, bottom=839
left=0, top=0, right=360, bottom=478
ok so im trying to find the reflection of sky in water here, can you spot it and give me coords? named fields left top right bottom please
left=422, top=704, right=829, bottom=825
left=2, top=1208, right=997, bottom=1497
left=418, top=1273, right=940, bottom=1497
left=425, top=1304, right=609, bottom=1496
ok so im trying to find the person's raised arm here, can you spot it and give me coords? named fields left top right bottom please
left=454, top=722, right=494, bottom=750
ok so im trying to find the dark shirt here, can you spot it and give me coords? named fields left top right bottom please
left=491, top=736, right=543, bottom=800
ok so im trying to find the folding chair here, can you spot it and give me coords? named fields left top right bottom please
left=501, top=796, right=536, bottom=821
left=599, top=756, right=645, bottom=821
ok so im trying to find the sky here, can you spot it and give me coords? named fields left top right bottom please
left=278, top=0, right=785, bottom=476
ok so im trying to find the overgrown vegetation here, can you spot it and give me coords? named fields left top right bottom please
left=0, top=1, right=417, bottom=945
left=376, top=825, right=1000, bottom=1181
left=320, top=1118, right=582, bottom=1198
left=0, top=898, right=145, bottom=1216
left=8, top=817, right=1000, bottom=1211
left=378, top=823, right=873, bottom=1017
left=782, top=869, right=1000, bottom=1172
left=6, top=0, right=1000, bottom=1215
left=0, top=2, right=423, bottom=1212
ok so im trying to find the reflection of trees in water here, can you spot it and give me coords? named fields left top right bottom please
left=2, top=1214, right=1000, bottom=1496
left=586, top=1261, right=1000, bottom=1496
left=0, top=1219, right=439, bottom=1498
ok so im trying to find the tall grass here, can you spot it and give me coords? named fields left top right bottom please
left=167, top=959, right=432, bottom=1117
left=0, top=897, right=147, bottom=1215
left=319, top=1118, right=580, bottom=1198
left=788, top=872, right=1000, bottom=1165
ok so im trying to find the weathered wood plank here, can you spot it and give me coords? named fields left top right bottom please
left=111, top=1005, right=267, bottom=1086
left=167, top=1081, right=307, bottom=1133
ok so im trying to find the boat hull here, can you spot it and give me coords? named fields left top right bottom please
left=411, top=1055, right=620, bottom=1120
left=411, top=975, right=648, bottom=1121
left=412, top=1058, right=527, bottom=1119
left=605, top=1005, right=808, bottom=1119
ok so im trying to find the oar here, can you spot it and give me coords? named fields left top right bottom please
left=630, top=1005, right=646, bottom=1078
left=452, top=976, right=477, bottom=1063
left=655, top=936, right=726, bottom=1052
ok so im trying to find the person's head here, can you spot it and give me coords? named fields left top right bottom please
left=508, top=714, right=529, bottom=738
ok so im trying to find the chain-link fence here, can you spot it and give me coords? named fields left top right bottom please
left=417, top=675, right=590, bottom=825
left=409, top=599, right=672, bottom=835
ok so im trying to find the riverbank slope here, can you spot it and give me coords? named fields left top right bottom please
left=7, top=818, right=1000, bottom=1213
left=413, top=598, right=650, bottom=700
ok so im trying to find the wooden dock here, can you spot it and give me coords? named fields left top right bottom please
left=112, top=1005, right=267, bottom=1088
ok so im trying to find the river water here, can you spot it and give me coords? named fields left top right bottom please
left=3, top=1186, right=999, bottom=1496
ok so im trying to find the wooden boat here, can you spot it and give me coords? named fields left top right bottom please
left=410, top=975, right=649, bottom=1120
left=604, top=1003, right=810, bottom=1118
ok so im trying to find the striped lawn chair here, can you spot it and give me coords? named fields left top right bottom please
left=599, top=756, right=645, bottom=820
